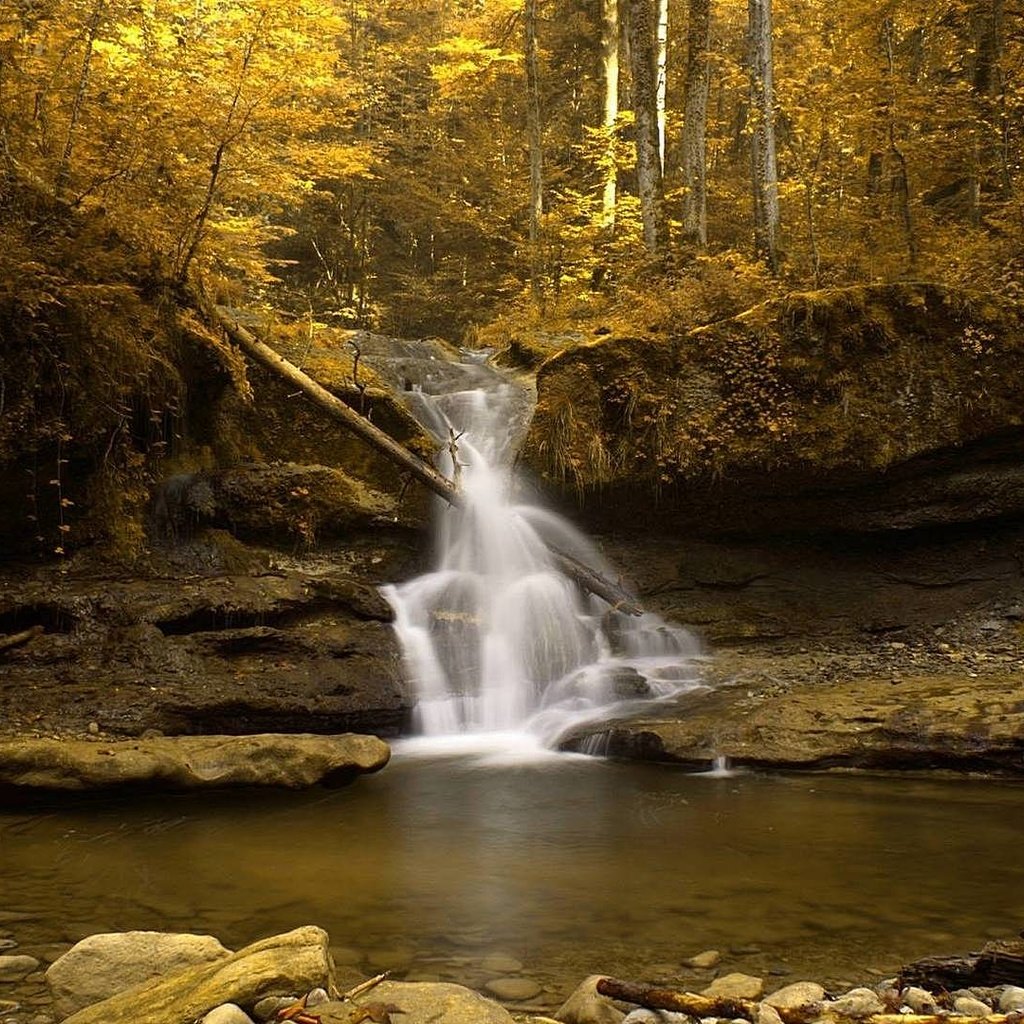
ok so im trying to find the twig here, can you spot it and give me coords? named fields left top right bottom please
left=331, top=971, right=390, bottom=1003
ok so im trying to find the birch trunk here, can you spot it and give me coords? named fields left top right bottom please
left=630, top=0, right=669, bottom=255
left=525, top=0, right=545, bottom=301
left=601, top=0, right=620, bottom=230
left=748, top=0, right=780, bottom=273
left=656, top=0, right=668, bottom=171
left=681, top=0, right=711, bottom=247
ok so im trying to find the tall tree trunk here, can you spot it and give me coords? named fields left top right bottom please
left=970, top=0, right=1007, bottom=216
left=656, top=0, right=668, bottom=171
left=601, top=0, right=620, bottom=230
left=882, top=15, right=917, bottom=270
left=525, top=0, right=545, bottom=302
left=681, top=0, right=712, bottom=247
left=630, top=0, right=669, bottom=255
left=620, top=0, right=633, bottom=110
left=748, top=0, right=780, bottom=273
left=55, top=0, right=105, bottom=195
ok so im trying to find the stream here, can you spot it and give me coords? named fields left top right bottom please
left=2, top=757, right=1022, bottom=1006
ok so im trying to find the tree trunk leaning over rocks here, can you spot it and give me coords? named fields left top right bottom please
left=194, top=291, right=643, bottom=616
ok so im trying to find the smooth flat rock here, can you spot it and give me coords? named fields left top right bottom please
left=0, top=734, right=389, bottom=792
left=567, top=672, right=1024, bottom=773
left=63, top=926, right=333, bottom=1024
left=46, top=931, right=231, bottom=1018
left=485, top=976, right=542, bottom=1001
left=687, top=950, right=722, bottom=969
left=314, top=981, right=515, bottom=1023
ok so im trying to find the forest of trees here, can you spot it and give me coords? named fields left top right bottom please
left=2, top=0, right=1022, bottom=339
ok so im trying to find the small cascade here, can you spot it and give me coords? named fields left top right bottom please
left=382, top=348, right=702, bottom=751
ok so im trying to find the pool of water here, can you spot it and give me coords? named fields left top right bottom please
left=2, top=752, right=1022, bottom=1010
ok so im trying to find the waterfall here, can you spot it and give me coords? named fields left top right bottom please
left=381, top=348, right=702, bottom=751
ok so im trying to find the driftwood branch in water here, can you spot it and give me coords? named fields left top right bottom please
left=194, top=293, right=642, bottom=615
left=0, top=625, right=44, bottom=655
left=595, top=978, right=1023, bottom=1024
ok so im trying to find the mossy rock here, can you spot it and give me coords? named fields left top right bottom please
left=523, top=283, right=1024, bottom=531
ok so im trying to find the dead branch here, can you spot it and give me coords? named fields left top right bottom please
left=0, top=625, right=44, bottom=655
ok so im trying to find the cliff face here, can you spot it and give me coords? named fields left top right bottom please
left=522, top=284, right=1024, bottom=641
left=524, top=283, right=1024, bottom=536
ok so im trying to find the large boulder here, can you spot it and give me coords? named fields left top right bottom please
left=62, top=926, right=333, bottom=1024
left=524, top=283, right=1024, bottom=535
left=0, top=733, right=389, bottom=793
left=46, top=932, right=231, bottom=1018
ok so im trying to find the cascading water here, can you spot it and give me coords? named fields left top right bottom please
left=381, top=349, right=703, bottom=752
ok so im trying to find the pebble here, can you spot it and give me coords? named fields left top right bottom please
left=763, top=982, right=825, bottom=1009
left=905, top=987, right=937, bottom=1011
left=702, top=973, right=765, bottom=1000
left=828, top=988, right=885, bottom=1017
left=306, top=987, right=328, bottom=1007
left=0, top=955, right=40, bottom=982
left=202, top=1005, right=255, bottom=1024
left=1000, top=987, right=1024, bottom=1012
left=480, top=953, right=524, bottom=974
left=484, top=976, right=542, bottom=1001
left=687, top=950, right=722, bottom=970
left=0, top=943, right=15, bottom=953
left=757, top=1005, right=785, bottom=1024
left=253, top=995, right=295, bottom=1022
left=953, top=996, right=992, bottom=1016
left=0, top=1002, right=18, bottom=1014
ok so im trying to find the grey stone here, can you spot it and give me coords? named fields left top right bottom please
left=687, top=951, right=722, bottom=970
left=701, top=974, right=764, bottom=1000
left=253, top=995, right=296, bottom=1022
left=0, top=734, right=390, bottom=792
left=0, top=942, right=16, bottom=953
left=46, top=931, right=231, bottom=1017
left=306, top=987, right=329, bottom=1007
left=555, top=975, right=626, bottom=1024
left=1000, top=987, right=1024, bottom=1012
left=202, top=1006, right=255, bottom=1024
left=953, top=996, right=992, bottom=1017
left=60, top=926, right=333, bottom=1024
left=0, top=956, right=40, bottom=982
left=484, top=976, right=542, bottom=1001
left=902, top=987, right=938, bottom=1014
left=763, top=982, right=825, bottom=1010
left=827, top=988, right=885, bottom=1017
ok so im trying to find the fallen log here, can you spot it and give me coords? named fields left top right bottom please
left=899, top=940, right=1024, bottom=991
left=197, top=294, right=642, bottom=615
left=594, top=979, right=1022, bottom=1024
left=0, top=625, right=44, bottom=656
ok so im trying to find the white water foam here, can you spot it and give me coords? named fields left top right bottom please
left=382, top=356, right=703, bottom=756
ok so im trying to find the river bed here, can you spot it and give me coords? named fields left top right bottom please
left=2, top=752, right=1022, bottom=1009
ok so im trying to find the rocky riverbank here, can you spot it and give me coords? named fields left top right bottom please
left=0, top=923, right=1021, bottom=1024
